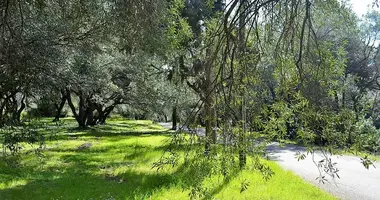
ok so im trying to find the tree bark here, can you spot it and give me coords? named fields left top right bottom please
left=0, top=92, right=16, bottom=125
left=171, top=105, right=177, bottom=130
left=15, top=94, right=26, bottom=122
left=164, top=114, right=168, bottom=122
left=204, top=54, right=217, bottom=153
left=85, top=106, right=97, bottom=126
left=53, top=90, right=67, bottom=122
left=238, top=0, right=247, bottom=168
left=334, top=92, right=339, bottom=112
left=66, top=89, right=86, bottom=128
left=97, top=104, right=116, bottom=124
left=78, top=94, right=87, bottom=127
left=0, top=100, right=5, bottom=125
left=353, top=96, right=359, bottom=121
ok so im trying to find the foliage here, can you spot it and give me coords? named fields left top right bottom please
left=354, top=118, right=380, bottom=152
left=1, top=124, right=45, bottom=156
left=1, top=0, right=380, bottom=198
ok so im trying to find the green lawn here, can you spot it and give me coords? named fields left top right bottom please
left=275, top=137, right=380, bottom=163
left=0, top=118, right=335, bottom=200
left=337, top=149, right=380, bottom=162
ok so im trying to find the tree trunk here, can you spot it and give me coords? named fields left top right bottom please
left=10, top=96, right=19, bottom=123
left=334, top=92, right=339, bottom=112
left=353, top=96, right=359, bottom=121
left=53, top=91, right=67, bottom=122
left=0, top=93, right=15, bottom=125
left=342, top=73, right=347, bottom=108
left=238, top=0, right=247, bottom=168
left=99, top=104, right=116, bottom=124
left=94, top=104, right=104, bottom=124
left=171, top=106, right=177, bottom=130
left=98, top=109, right=105, bottom=124
left=0, top=101, right=5, bottom=125
left=86, top=108, right=96, bottom=126
left=204, top=55, right=217, bottom=153
left=15, top=94, right=26, bottom=122
left=66, top=89, right=87, bottom=128
left=78, top=94, right=87, bottom=127
left=164, top=114, right=168, bottom=122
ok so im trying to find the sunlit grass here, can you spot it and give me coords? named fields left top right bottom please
left=0, top=119, right=335, bottom=200
left=334, top=149, right=380, bottom=162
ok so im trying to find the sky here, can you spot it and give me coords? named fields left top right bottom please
left=350, top=0, right=379, bottom=17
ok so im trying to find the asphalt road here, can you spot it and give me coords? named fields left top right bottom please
left=158, top=122, right=380, bottom=200
left=267, top=142, right=380, bottom=200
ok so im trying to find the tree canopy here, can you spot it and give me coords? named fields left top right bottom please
left=1, top=0, right=380, bottom=197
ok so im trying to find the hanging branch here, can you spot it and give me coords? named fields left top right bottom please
left=295, top=0, right=311, bottom=85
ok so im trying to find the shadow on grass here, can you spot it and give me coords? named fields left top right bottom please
left=0, top=161, right=175, bottom=200
left=0, top=119, right=239, bottom=200
left=62, top=125, right=169, bottom=138
left=0, top=142, right=239, bottom=200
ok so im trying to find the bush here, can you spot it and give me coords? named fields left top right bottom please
left=354, top=118, right=380, bottom=153
left=1, top=125, right=45, bottom=156
left=27, top=101, right=67, bottom=118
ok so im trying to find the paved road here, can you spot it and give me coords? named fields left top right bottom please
left=158, top=122, right=380, bottom=200
left=267, top=143, right=380, bottom=200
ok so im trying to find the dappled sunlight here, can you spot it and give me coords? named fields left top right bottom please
left=0, top=119, right=334, bottom=199
left=2, top=0, right=380, bottom=198
left=0, top=179, right=29, bottom=190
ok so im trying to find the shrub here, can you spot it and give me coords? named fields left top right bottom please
left=1, top=125, right=45, bottom=156
left=354, top=118, right=380, bottom=153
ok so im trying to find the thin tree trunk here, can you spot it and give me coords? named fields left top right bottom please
left=10, top=95, right=19, bottom=122
left=95, top=104, right=104, bottom=124
left=342, top=73, right=348, bottom=109
left=78, top=94, right=87, bottom=127
left=0, top=92, right=15, bottom=125
left=353, top=95, right=360, bottom=121
left=334, top=92, right=339, bottom=112
left=171, top=105, right=177, bottom=130
left=164, top=114, right=168, bottom=122
left=0, top=100, right=5, bottom=125
left=98, top=109, right=105, bottom=124
left=15, top=94, right=26, bottom=122
left=238, top=0, right=247, bottom=168
left=204, top=55, right=217, bottom=153
left=66, top=90, right=78, bottom=121
left=100, top=104, right=116, bottom=124
left=53, top=91, right=67, bottom=122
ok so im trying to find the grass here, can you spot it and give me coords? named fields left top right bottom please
left=335, top=149, right=380, bottom=162
left=0, top=118, right=335, bottom=200
left=273, top=136, right=380, bottom=162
